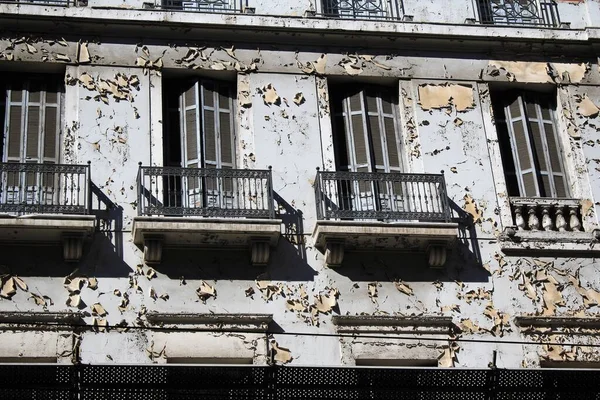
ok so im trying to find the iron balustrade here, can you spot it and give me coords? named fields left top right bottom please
left=0, top=162, right=91, bottom=215
left=137, top=165, right=275, bottom=219
left=477, top=0, right=560, bottom=27
left=0, top=0, right=73, bottom=6
left=315, top=170, right=451, bottom=222
left=159, top=0, right=245, bottom=12
left=321, top=0, right=402, bottom=20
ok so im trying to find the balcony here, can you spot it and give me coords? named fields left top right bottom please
left=0, top=162, right=95, bottom=262
left=476, top=0, right=560, bottom=27
left=320, top=0, right=402, bottom=20
left=0, top=0, right=73, bottom=6
left=501, top=197, right=600, bottom=255
left=132, top=165, right=281, bottom=265
left=155, top=0, right=247, bottom=13
left=313, top=170, right=457, bottom=268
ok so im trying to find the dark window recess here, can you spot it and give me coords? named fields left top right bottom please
left=491, top=90, right=568, bottom=198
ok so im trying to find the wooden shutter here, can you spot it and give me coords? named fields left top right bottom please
left=180, top=81, right=201, bottom=170
left=504, top=95, right=539, bottom=197
left=503, top=92, right=568, bottom=198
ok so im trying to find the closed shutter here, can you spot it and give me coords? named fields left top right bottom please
left=2, top=77, right=61, bottom=205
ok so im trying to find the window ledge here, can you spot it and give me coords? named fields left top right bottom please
left=0, top=311, right=84, bottom=326
left=312, top=220, right=458, bottom=268
left=132, top=217, right=281, bottom=265
left=0, top=214, right=95, bottom=262
left=332, top=315, right=456, bottom=335
left=146, top=313, right=272, bottom=332
left=500, top=227, right=600, bottom=255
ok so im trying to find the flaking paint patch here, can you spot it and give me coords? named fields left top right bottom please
left=488, top=61, right=588, bottom=83
left=418, top=83, right=475, bottom=112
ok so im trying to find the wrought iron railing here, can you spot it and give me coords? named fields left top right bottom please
left=137, top=165, right=275, bottom=218
left=0, top=0, right=73, bottom=6
left=159, top=0, right=246, bottom=12
left=477, top=0, right=560, bottom=27
left=314, top=170, right=451, bottom=222
left=0, top=162, right=91, bottom=215
left=321, top=0, right=403, bottom=20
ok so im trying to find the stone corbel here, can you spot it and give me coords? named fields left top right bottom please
left=143, top=235, right=163, bottom=264
left=250, top=237, right=271, bottom=266
left=62, top=233, right=86, bottom=262
left=427, top=243, right=448, bottom=268
left=325, top=239, right=345, bottom=267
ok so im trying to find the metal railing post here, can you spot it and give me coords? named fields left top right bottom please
left=137, top=162, right=143, bottom=216
left=87, top=161, right=92, bottom=215
left=268, top=166, right=275, bottom=219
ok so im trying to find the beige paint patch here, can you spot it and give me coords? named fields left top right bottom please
left=576, top=95, right=600, bottom=118
left=418, top=84, right=474, bottom=112
left=489, top=61, right=549, bottom=83
left=553, top=63, right=587, bottom=83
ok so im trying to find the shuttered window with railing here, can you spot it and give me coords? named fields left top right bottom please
left=492, top=90, right=568, bottom=198
left=163, top=79, right=235, bottom=210
left=1, top=77, right=63, bottom=207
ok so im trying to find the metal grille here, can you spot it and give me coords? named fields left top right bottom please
left=0, top=162, right=91, bottom=215
left=0, top=364, right=74, bottom=400
left=321, top=0, right=402, bottom=20
left=137, top=165, right=275, bottom=218
left=1, top=365, right=600, bottom=398
left=477, top=0, right=560, bottom=27
left=159, top=0, right=245, bottom=12
left=314, top=170, right=452, bottom=221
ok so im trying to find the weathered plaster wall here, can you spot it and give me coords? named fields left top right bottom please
left=1, top=7, right=600, bottom=369
left=404, top=0, right=476, bottom=24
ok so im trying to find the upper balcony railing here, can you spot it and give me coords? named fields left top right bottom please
left=0, top=162, right=91, bottom=215
left=477, top=0, right=560, bottom=27
left=137, top=165, right=275, bottom=219
left=158, top=0, right=246, bottom=13
left=0, top=0, right=74, bottom=6
left=314, top=170, right=452, bottom=222
left=321, top=0, right=403, bottom=20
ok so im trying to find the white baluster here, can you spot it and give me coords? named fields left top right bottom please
left=541, top=205, right=553, bottom=231
left=569, top=207, right=582, bottom=231
left=528, top=205, right=540, bottom=231
left=555, top=208, right=567, bottom=232
left=514, top=205, right=526, bottom=230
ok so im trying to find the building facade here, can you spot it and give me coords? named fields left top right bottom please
left=1, top=0, right=600, bottom=382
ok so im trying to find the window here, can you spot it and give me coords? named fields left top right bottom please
left=492, top=90, right=568, bottom=199
left=329, top=84, right=404, bottom=214
left=477, top=0, right=560, bottom=27
left=1, top=76, right=63, bottom=206
left=162, top=78, right=235, bottom=209
left=161, top=0, right=239, bottom=12
left=322, top=0, right=400, bottom=20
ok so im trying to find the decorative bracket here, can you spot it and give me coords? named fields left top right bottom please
left=143, top=235, right=164, bottom=264
left=325, top=239, right=345, bottom=267
left=427, top=243, right=448, bottom=268
left=62, top=233, right=86, bottom=262
left=250, top=237, right=272, bottom=267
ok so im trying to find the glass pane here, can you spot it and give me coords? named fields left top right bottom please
left=530, top=122, right=547, bottom=170
left=369, top=115, right=384, bottom=167
left=185, top=109, right=198, bottom=163
left=522, top=172, right=537, bottom=197
left=26, top=105, right=40, bottom=159
left=545, top=123, right=562, bottom=172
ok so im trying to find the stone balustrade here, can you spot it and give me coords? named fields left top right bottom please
left=509, top=197, right=583, bottom=232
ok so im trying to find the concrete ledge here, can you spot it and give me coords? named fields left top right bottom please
left=0, top=312, right=84, bottom=326
left=0, top=215, right=95, bottom=262
left=146, top=313, right=272, bottom=332
left=500, top=230, right=600, bottom=256
left=132, top=217, right=281, bottom=265
left=313, top=220, right=458, bottom=268
left=515, top=316, right=600, bottom=330
left=333, top=315, right=457, bottom=335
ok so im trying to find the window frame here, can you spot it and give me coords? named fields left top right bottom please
left=493, top=89, right=569, bottom=199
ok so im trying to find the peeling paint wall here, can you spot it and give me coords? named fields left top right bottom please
left=1, top=3, right=600, bottom=371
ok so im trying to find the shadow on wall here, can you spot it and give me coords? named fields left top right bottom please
left=151, top=191, right=317, bottom=281
left=330, top=199, right=490, bottom=283
left=0, top=183, right=132, bottom=278
left=78, top=183, right=131, bottom=278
